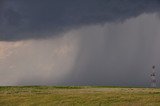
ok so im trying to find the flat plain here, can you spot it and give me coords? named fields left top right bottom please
left=0, top=86, right=160, bottom=106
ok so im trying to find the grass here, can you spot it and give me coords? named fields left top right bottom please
left=0, top=86, right=160, bottom=106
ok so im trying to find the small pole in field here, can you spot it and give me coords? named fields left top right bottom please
left=151, top=65, right=156, bottom=88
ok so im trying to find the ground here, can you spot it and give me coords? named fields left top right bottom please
left=0, top=86, right=160, bottom=106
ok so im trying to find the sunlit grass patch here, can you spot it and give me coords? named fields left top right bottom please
left=0, top=86, right=160, bottom=106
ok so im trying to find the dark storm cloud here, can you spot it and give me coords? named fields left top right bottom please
left=0, top=0, right=160, bottom=41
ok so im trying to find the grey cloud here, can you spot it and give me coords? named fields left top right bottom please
left=1, top=0, right=160, bottom=87
left=0, top=0, right=160, bottom=41
left=60, top=14, right=160, bottom=87
left=0, top=13, right=160, bottom=87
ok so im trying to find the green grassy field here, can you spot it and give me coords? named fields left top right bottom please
left=0, top=86, right=160, bottom=106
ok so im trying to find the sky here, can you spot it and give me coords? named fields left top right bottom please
left=0, top=0, right=160, bottom=87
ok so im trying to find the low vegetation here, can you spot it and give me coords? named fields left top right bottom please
left=0, top=86, right=160, bottom=106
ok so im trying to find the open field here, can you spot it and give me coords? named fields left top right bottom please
left=0, top=86, right=160, bottom=106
